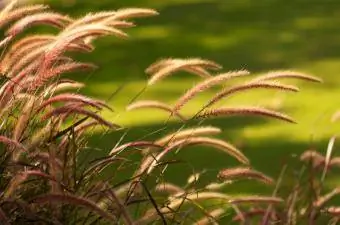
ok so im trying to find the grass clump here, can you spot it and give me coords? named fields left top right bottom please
left=0, top=1, right=336, bottom=224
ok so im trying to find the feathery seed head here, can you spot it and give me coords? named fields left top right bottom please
left=147, top=58, right=222, bottom=85
left=206, top=81, right=299, bottom=109
left=0, top=4, right=49, bottom=29
left=7, top=12, right=73, bottom=37
left=251, top=70, right=322, bottom=83
left=197, top=106, right=296, bottom=123
left=218, top=167, right=274, bottom=185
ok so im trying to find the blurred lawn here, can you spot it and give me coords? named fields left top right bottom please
left=36, top=0, right=340, bottom=194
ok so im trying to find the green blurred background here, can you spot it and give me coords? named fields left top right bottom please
left=33, top=0, right=340, bottom=193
